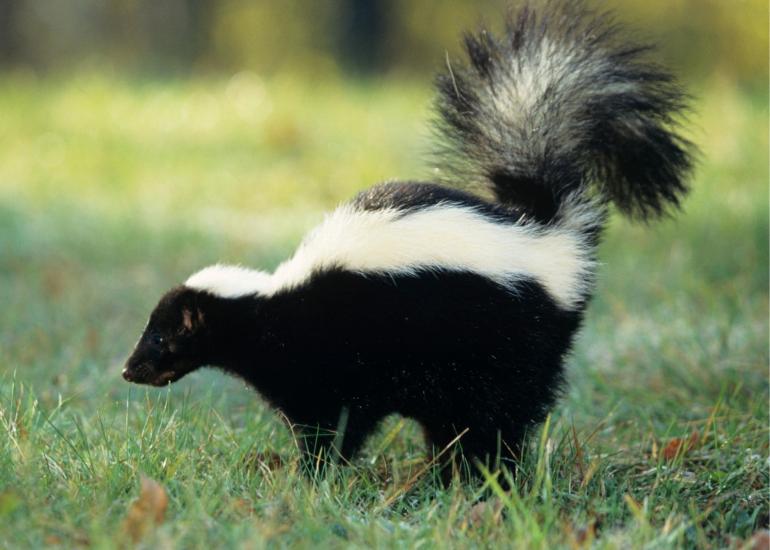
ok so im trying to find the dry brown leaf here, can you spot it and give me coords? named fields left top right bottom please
left=123, top=476, right=168, bottom=543
left=662, top=431, right=699, bottom=461
left=231, top=498, right=256, bottom=517
left=43, top=535, right=62, bottom=545
left=467, top=499, right=504, bottom=527
left=566, top=519, right=597, bottom=549
left=575, top=522, right=596, bottom=546
left=746, top=530, right=770, bottom=550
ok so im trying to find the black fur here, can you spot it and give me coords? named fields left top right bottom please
left=125, top=270, right=580, bottom=478
left=353, top=181, right=525, bottom=224
left=123, top=1, right=695, bottom=483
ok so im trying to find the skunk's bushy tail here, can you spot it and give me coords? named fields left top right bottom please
left=434, top=1, right=695, bottom=223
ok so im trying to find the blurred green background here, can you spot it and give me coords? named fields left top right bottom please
left=0, top=0, right=767, bottom=225
left=1, top=0, right=767, bottom=83
left=0, top=1, right=768, bottom=547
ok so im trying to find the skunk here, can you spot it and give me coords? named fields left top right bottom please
left=123, top=1, right=694, bottom=480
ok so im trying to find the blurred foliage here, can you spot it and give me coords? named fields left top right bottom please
left=0, top=71, right=765, bottom=239
left=0, top=0, right=767, bottom=86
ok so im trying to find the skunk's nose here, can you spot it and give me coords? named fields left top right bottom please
left=122, top=368, right=135, bottom=381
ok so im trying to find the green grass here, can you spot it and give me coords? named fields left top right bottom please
left=0, top=73, right=767, bottom=548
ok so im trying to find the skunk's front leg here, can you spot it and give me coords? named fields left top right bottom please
left=293, top=409, right=381, bottom=474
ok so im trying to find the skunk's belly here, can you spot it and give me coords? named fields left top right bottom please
left=255, top=269, right=584, bottom=428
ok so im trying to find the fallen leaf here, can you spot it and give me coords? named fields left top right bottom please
left=231, top=498, right=255, bottom=517
left=662, top=431, right=699, bottom=461
left=574, top=521, right=597, bottom=546
left=123, top=476, right=168, bottom=543
left=467, top=498, right=504, bottom=527
left=746, top=530, right=770, bottom=550
left=565, top=519, right=597, bottom=549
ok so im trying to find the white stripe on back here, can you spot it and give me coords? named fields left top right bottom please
left=185, top=203, right=595, bottom=309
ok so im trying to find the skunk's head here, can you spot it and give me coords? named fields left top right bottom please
left=123, top=286, right=209, bottom=387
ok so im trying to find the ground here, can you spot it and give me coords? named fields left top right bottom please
left=0, top=73, right=767, bottom=548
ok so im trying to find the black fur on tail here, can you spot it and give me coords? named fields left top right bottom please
left=434, top=0, right=696, bottom=222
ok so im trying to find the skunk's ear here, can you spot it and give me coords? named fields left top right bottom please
left=182, top=307, right=205, bottom=332
left=182, top=308, right=194, bottom=331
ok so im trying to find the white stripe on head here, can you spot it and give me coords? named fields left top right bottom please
left=185, top=203, right=596, bottom=309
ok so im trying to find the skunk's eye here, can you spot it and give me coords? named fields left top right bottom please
left=150, top=333, right=165, bottom=347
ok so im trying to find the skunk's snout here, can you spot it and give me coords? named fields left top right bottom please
left=122, top=362, right=142, bottom=382
left=122, top=367, right=135, bottom=382
left=122, top=359, right=153, bottom=384
left=122, top=357, right=183, bottom=386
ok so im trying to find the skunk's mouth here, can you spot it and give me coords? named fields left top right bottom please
left=149, top=370, right=181, bottom=386
left=122, top=363, right=181, bottom=386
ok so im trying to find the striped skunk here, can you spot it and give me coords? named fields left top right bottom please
left=122, top=1, right=694, bottom=480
